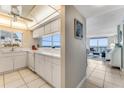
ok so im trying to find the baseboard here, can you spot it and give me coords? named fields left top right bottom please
left=76, top=76, right=86, bottom=88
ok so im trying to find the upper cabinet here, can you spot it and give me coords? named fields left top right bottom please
left=33, top=19, right=61, bottom=38
left=51, top=19, right=61, bottom=33
left=44, top=23, right=51, bottom=35
left=33, top=27, right=44, bottom=38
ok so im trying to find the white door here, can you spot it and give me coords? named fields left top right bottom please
left=0, top=56, right=13, bottom=73
left=28, top=53, right=34, bottom=71
left=51, top=58, right=61, bottom=87
left=14, top=55, right=27, bottom=69
left=44, top=56, right=52, bottom=83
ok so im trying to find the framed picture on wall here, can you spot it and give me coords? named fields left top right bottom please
left=74, top=18, right=83, bottom=40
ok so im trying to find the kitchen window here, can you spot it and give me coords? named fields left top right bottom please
left=0, top=30, right=23, bottom=47
left=41, top=32, right=61, bottom=48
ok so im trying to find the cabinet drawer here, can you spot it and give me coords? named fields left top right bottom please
left=13, top=52, right=27, bottom=56
left=0, top=53, right=12, bottom=57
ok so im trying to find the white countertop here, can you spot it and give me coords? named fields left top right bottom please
left=0, top=48, right=61, bottom=58
left=28, top=50, right=60, bottom=58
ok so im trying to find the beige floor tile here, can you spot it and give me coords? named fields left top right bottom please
left=4, top=71, right=25, bottom=88
left=95, top=65, right=106, bottom=71
left=104, top=81, right=122, bottom=88
left=27, top=78, right=46, bottom=88
left=82, top=80, right=98, bottom=88
left=17, top=84, right=27, bottom=88
left=4, top=71, right=20, bottom=79
left=19, top=69, right=39, bottom=83
left=90, top=70, right=105, bottom=80
left=88, top=76, right=104, bottom=87
left=41, top=83, right=52, bottom=88
left=106, top=68, right=120, bottom=75
left=105, top=73, right=124, bottom=86
left=105, top=72, right=121, bottom=80
left=5, top=79, right=25, bottom=88
left=87, top=59, right=124, bottom=88
left=0, top=75, right=4, bottom=88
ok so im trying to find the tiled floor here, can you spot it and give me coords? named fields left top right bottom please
left=82, top=59, right=124, bottom=88
left=0, top=68, right=52, bottom=88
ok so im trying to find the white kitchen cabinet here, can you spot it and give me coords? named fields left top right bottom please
left=33, top=27, right=45, bottom=38
left=35, top=54, right=41, bottom=75
left=44, top=56, right=52, bottom=83
left=39, top=27, right=44, bottom=36
left=39, top=55, right=45, bottom=79
left=28, top=53, right=35, bottom=71
left=33, top=29, right=39, bottom=38
left=0, top=56, right=13, bottom=73
left=13, top=52, right=27, bottom=70
left=51, top=19, right=61, bottom=33
left=44, top=23, right=51, bottom=34
left=35, top=54, right=46, bottom=78
left=34, top=53, right=61, bottom=88
left=51, top=58, right=61, bottom=87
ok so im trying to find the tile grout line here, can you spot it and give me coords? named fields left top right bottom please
left=18, top=71, right=29, bottom=88
left=103, top=67, right=107, bottom=88
left=18, top=69, right=41, bottom=87
left=86, top=64, right=97, bottom=79
left=3, top=73, right=5, bottom=88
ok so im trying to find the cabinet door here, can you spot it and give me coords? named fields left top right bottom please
left=45, top=23, right=51, bottom=34
left=52, top=58, right=61, bottom=87
left=35, top=54, right=41, bottom=75
left=51, top=19, right=61, bottom=33
left=33, top=29, right=39, bottom=38
left=14, top=55, right=27, bottom=69
left=0, top=56, right=13, bottom=73
left=44, top=56, right=52, bottom=83
left=28, top=53, right=34, bottom=71
left=39, top=27, right=44, bottom=36
left=39, top=55, right=45, bottom=78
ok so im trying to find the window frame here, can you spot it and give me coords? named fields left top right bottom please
left=41, top=32, right=61, bottom=48
left=0, top=30, right=23, bottom=48
left=89, top=37, right=108, bottom=48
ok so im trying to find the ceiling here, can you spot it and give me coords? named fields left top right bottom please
left=74, top=5, right=124, bottom=18
left=21, top=5, right=35, bottom=17
left=74, top=5, right=124, bottom=38
left=0, top=5, right=61, bottom=30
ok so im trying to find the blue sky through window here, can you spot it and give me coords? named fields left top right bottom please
left=90, top=38, right=108, bottom=47
left=41, top=33, right=60, bottom=47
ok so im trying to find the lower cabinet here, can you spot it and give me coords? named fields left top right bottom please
left=35, top=54, right=61, bottom=87
left=51, top=58, right=61, bottom=87
left=28, top=53, right=35, bottom=71
left=0, top=56, right=13, bottom=73
left=13, top=52, right=27, bottom=70
left=35, top=54, right=42, bottom=75
left=0, top=52, right=27, bottom=73
left=44, top=56, right=52, bottom=83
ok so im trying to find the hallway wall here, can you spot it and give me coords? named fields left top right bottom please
left=64, top=5, right=87, bottom=87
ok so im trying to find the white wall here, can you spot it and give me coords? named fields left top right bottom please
left=63, top=6, right=87, bottom=88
